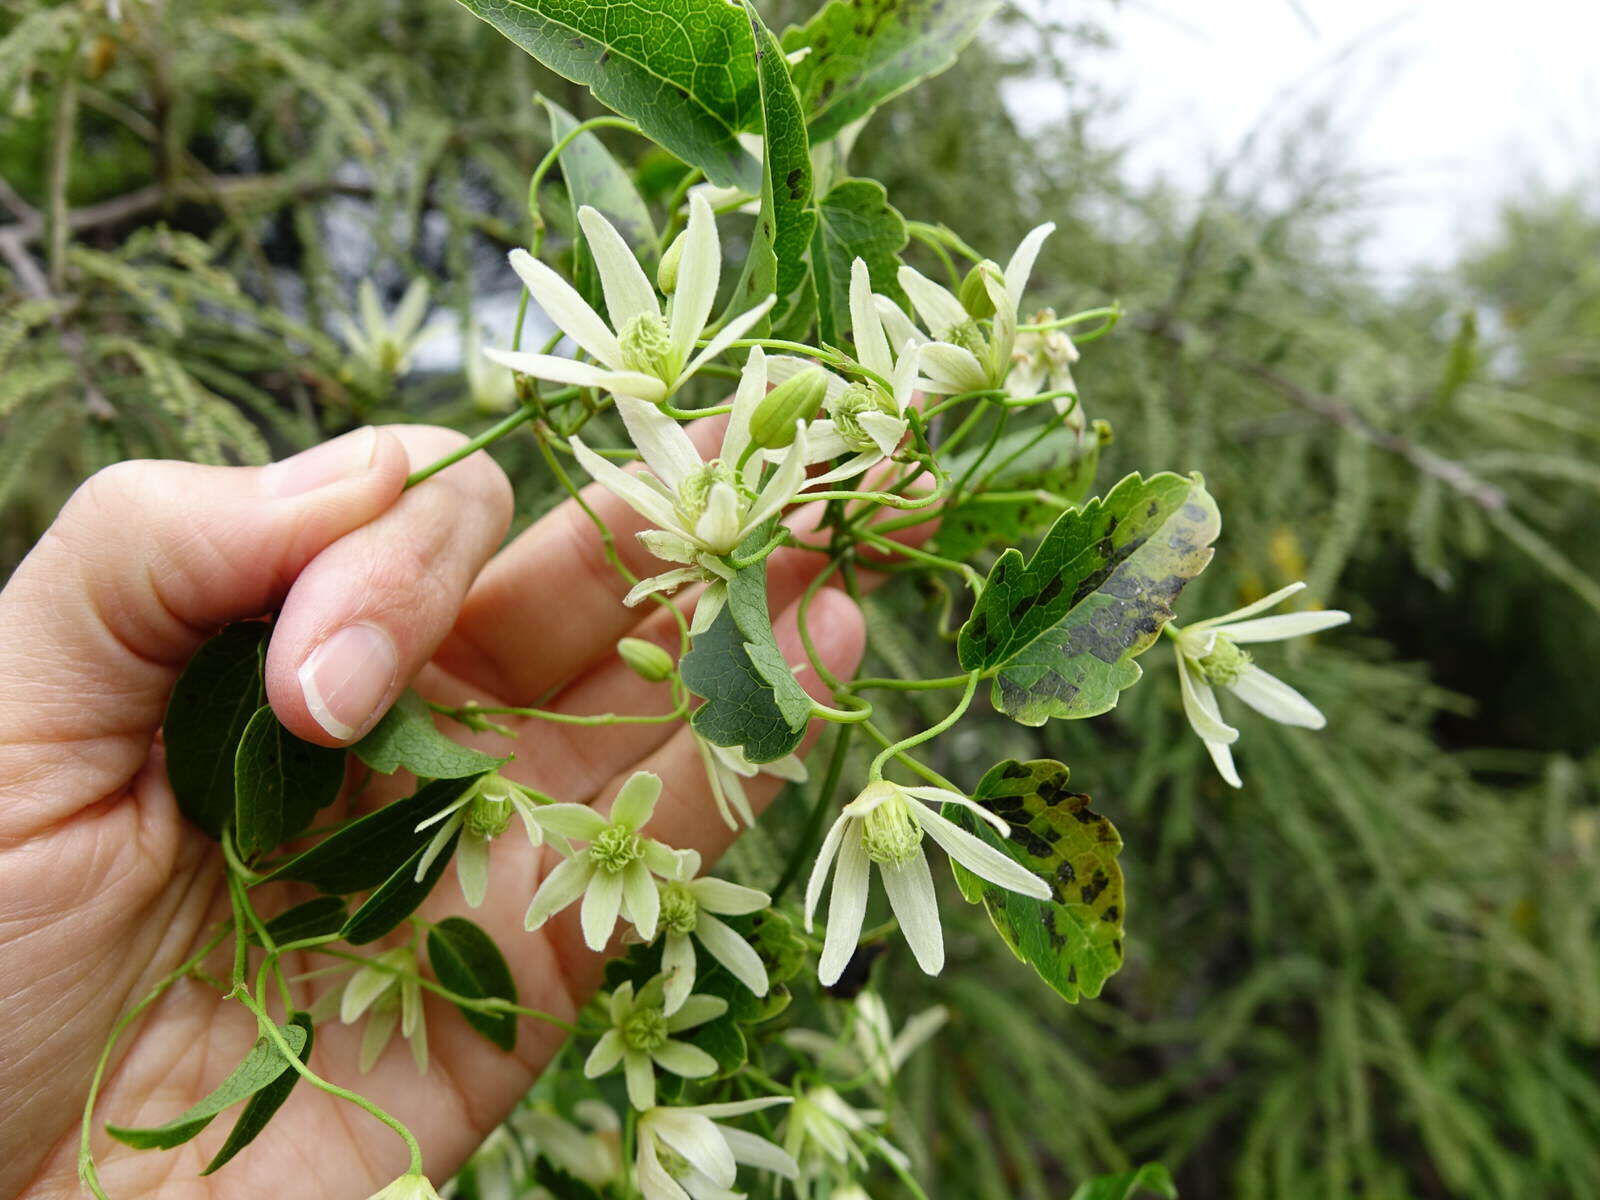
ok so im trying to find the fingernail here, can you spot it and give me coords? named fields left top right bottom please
left=297, top=623, right=398, bottom=741
left=262, top=428, right=380, bottom=498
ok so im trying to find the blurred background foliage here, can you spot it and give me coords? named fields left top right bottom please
left=3, top=1, right=1598, bottom=1196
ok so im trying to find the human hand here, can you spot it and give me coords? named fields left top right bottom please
left=0, top=424, right=865, bottom=1198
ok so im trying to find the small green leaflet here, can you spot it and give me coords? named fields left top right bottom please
left=202, top=1012, right=315, bottom=1174
left=106, top=1021, right=309, bottom=1150
left=783, top=0, right=1001, bottom=142
left=944, top=759, right=1125, bottom=1003
left=341, top=828, right=460, bottom=945
left=544, top=97, right=657, bottom=314
left=353, top=689, right=507, bottom=779
left=725, top=1, right=814, bottom=334
left=679, top=531, right=812, bottom=763
left=164, top=622, right=268, bottom=839
left=455, top=0, right=760, bottom=190
left=1069, top=1164, right=1178, bottom=1200
left=811, top=179, right=907, bottom=347
left=233, top=705, right=346, bottom=857
left=958, top=471, right=1220, bottom=725
left=427, top=916, right=519, bottom=1051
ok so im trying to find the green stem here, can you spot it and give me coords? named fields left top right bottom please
left=405, top=390, right=577, bottom=488
left=867, top=670, right=981, bottom=781
left=847, top=673, right=974, bottom=693
left=526, top=116, right=640, bottom=256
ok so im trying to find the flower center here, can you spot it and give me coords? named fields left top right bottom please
left=621, top=1005, right=669, bottom=1052
left=590, top=822, right=643, bottom=873
left=675, top=459, right=743, bottom=525
left=659, top=883, right=699, bottom=935
left=827, top=383, right=898, bottom=452
left=946, top=317, right=990, bottom=361
left=463, top=781, right=515, bottom=840
left=1195, top=636, right=1252, bottom=687
left=860, top=794, right=923, bottom=866
left=618, top=312, right=677, bottom=382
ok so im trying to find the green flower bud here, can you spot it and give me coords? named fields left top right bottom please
left=657, top=232, right=686, bottom=295
left=749, top=367, right=828, bottom=449
left=959, top=260, right=1001, bottom=320
left=618, top=636, right=676, bottom=682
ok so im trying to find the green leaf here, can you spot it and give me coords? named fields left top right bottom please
left=811, top=179, right=907, bottom=347
left=455, top=0, right=760, bottom=189
left=680, top=532, right=812, bottom=763
left=945, top=759, right=1125, bottom=1003
left=164, top=622, right=268, bottom=839
left=353, top=689, right=507, bottom=779
left=247, top=896, right=348, bottom=948
left=725, top=2, right=814, bottom=331
left=201, top=1013, right=315, bottom=1174
left=957, top=471, right=1220, bottom=725
left=264, top=775, right=488, bottom=894
left=341, top=828, right=461, bottom=945
left=1069, top=1163, right=1178, bottom=1200
left=783, top=0, right=1001, bottom=142
left=106, top=1021, right=308, bottom=1150
left=544, top=96, right=658, bottom=314
left=427, top=916, right=519, bottom=1051
left=233, top=706, right=347, bottom=856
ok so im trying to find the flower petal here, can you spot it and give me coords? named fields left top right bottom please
left=688, top=1097, right=793, bottom=1120
left=533, top=802, right=610, bottom=841
left=897, top=264, right=968, bottom=337
left=722, top=344, right=766, bottom=468
left=615, top=394, right=704, bottom=491
left=803, top=813, right=851, bottom=930
left=635, top=1134, right=691, bottom=1200
left=623, top=861, right=662, bottom=940
left=580, top=866, right=626, bottom=950
left=1205, top=735, right=1243, bottom=788
left=696, top=913, right=771, bottom=997
left=667, top=993, right=728, bottom=1032
left=612, top=770, right=663, bottom=829
left=652, top=1111, right=736, bottom=1188
left=1003, top=222, right=1055, bottom=308
left=689, top=876, right=771, bottom=916
left=625, top=567, right=703, bottom=607
left=909, top=802, right=1052, bottom=900
left=584, top=1028, right=626, bottom=1077
left=624, top=1049, right=657, bottom=1111
left=719, top=1127, right=800, bottom=1179
left=578, top=205, right=660, bottom=331
left=695, top=480, right=746, bottom=555
left=455, top=831, right=490, bottom=908
left=569, top=435, right=680, bottom=531
left=507, top=249, right=622, bottom=367
left=744, top=424, right=809, bottom=532
left=411, top=817, right=462, bottom=884
left=1228, top=664, right=1328, bottom=729
left=1175, top=649, right=1240, bottom=745
left=661, top=931, right=697, bottom=1016
left=858, top=409, right=907, bottom=458
left=525, top=855, right=593, bottom=930
left=1218, top=610, right=1352, bottom=643
left=917, top=341, right=990, bottom=394
left=818, top=831, right=871, bottom=986
left=874, top=295, right=926, bottom=349
left=484, top=348, right=657, bottom=398
left=340, top=965, right=395, bottom=1025
left=850, top=258, right=892, bottom=376
left=652, top=1039, right=718, bottom=1079
left=678, top=293, right=777, bottom=385
left=879, top=852, right=945, bottom=976
left=1188, top=581, right=1306, bottom=631
left=670, top=192, right=720, bottom=361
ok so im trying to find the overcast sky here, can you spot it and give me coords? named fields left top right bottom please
left=1020, top=0, right=1600, bottom=275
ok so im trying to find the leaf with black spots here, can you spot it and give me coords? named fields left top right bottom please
left=164, top=622, right=268, bottom=839
left=427, top=917, right=519, bottom=1051
left=944, top=759, right=1125, bottom=1003
left=958, top=471, right=1219, bottom=725
left=810, top=179, right=907, bottom=347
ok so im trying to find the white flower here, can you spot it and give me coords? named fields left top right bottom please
left=413, top=773, right=560, bottom=909
left=696, top=734, right=808, bottom=829
left=635, top=1098, right=798, bottom=1200
left=786, top=992, right=948, bottom=1091
left=780, top=1086, right=906, bottom=1182
left=487, top=193, right=773, bottom=404
left=891, top=224, right=1054, bottom=395
left=655, top=854, right=772, bottom=1015
left=568, top=346, right=811, bottom=611
left=366, top=1173, right=442, bottom=1200
left=1171, top=581, right=1352, bottom=788
left=767, top=258, right=920, bottom=482
left=804, top=780, right=1052, bottom=985
left=336, top=278, right=446, bottom=378
left=1009, top=306, right=1084, bottom=420
left=584, top=975, right=726, bottom=1111
left=463, top=324, right=518, bottom=413
left=510, top=1100, right=621, bottom=1189
left=306, top=946, right=428, bottom=1074
left=524, top=771, right=695, bottom=950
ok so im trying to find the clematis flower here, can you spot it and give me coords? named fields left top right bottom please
left=413, top=773, right=561, bottom=909
left=890, top=224, right=1054, bottom=395
left=584, top=975, right=726, bottom=1111
left=366, top=1173, right=442, bottom=1200
left=337, top=278, right=447, bottom=379
left=766, top=258, right=919, bottom=482
left=568, top=346, right=810, bottom=614
left=1170, top=581, right=1351, bottom=788
left=524, top=771, right=695, bottom=950
left=634, top=1097, right=798, bottom=1200
left=696, top=732, right=808, bottom=829
left=786, top=992, right=948, bottom=1091
left=1009, top=306, right=1085, bottom=420
left=805, top=780, right=1052, bottom=985
left=780, top=1086, right=906, bottom=1182
left=486, top=193, right=773, bottom=405
left=306, top=945, right=429, bottom=1074
left=654, top=852, right=771, bottom=1014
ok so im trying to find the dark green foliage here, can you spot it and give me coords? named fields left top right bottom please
left=811, top=179, right=908, bottom=346
left=247, top=896, right=347, bottom=947
left=353, top=689, right=507, bottom=779
left=202, top=1012, right=315, bottom=1174
left=340, top=828, right=461, bottom=944
left=427, top=917, right=519, bottom=1050
left=163, top=623, right=268, bottom=840
left=233, top=705, right=347, bottom=856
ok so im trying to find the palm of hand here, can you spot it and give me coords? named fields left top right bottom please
left=0, top=425, right=861, bottom=1199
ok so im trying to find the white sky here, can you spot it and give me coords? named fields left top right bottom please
left=1016, top=0, right=1600, bottom=275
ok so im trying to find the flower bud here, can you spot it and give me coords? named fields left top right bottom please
left=959, top=261, right=1001, bottom=319
left=618, top=637, right=676, bottom=682
left=657, top=232, right=686, bottom=295
left=748, top=367, right=828, bottom=450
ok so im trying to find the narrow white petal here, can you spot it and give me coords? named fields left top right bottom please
left=909, top=802, right=1051, bottom=900
left=414, top=795, right=471, bottom=833
left=524, top=856, right=594, bottom=930
left=662, top=931, right=697, bottom=1016
left=507, top=248, right=622, bottom=367
left=803, top=813, right=850, bottom=930
left=456, top=832, right=490, bottom=908
left=624, top=1050, right=657, bottom=1111
left=615, top=394, right=704, bottom=491
left=1188, top=581, right=1306, bottom=631
left=358, top=1003, right=398, bottom=1073
left=623, top=861, right=662, bottom=940
left=695, top=913, right=770, bottom=996
left=764, top=753, right=809, bottom=783
left=719, top=1126, right=800, bottom=1178
left=880, top=853, right=945, bottom=975
left=874, top=295, right=926, bottom=349
left=904, top=787, right=1009, bottom=836
left=569, top=435, right=680, bottom=530
left=744, top=425, right=809, bottom=533
left=722, top=344, right=766, bottom=467
left=791, top=419, right=854, bottom=464
left=890, top=342, right=919, bottom=413
left=1206, top=735, right=1243, bottom=788
left=689, top=876, right=771, bottom=915
left=678, top=294, right=776, bottom=385
left=484, top=349, right=655, bottom=397
left=584, top=1028, right=626, bottom=1077
left=578, top=205, right=659, bottom=330
left=897, top=265, right=968, bottom=337
left=340, top=966, right=394, bottom=1025
left=917, top=341, right=990, bottom=394
left=666, top=993, right=728, bottom=1031
left=411, top=818, right=462, bottom=884
left=652, top=1112, right=736, bottom=1188
left=533, top=802, right=610, bottom=841
left=580, top=868, right=626, bottom=950
left=850, top=258, right=892, bottom=376
left=695, top=481, right=745, bottom=554
left=818, top=832, right=871, bottom=985
left=690, top=582, right=727, bottom=637
left=671, top=192, right=720, bottom=358
left=805, top=448, right=881, bottom=486
left=1175, top=650, right=1240, bottom=745
left=636, top=1135, right=690, bottom=1200
left=890, top=1006, right=951, bottom=1070
left=1229, top=664, right=1328, bottom=729
left=625, top=568, right=703, bottom=607
left=766, top=355, right=849, bottom=402
left=1220, top=610, right=1352, bottom=643
left=1003, top=222, right=1055, bottom=308
left=689, top=1097, right=793, bottom=1120
left=612, top=770, right=663, bottom=829
left=652, top=1039, right=718, bottom=1079
left=858, top=410, right=907, bottom=458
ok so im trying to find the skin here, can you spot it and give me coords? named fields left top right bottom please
left=0, top=423, right=873, bottom=1199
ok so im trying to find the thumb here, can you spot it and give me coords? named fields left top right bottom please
left=0, top=428, right=408, bottom=815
